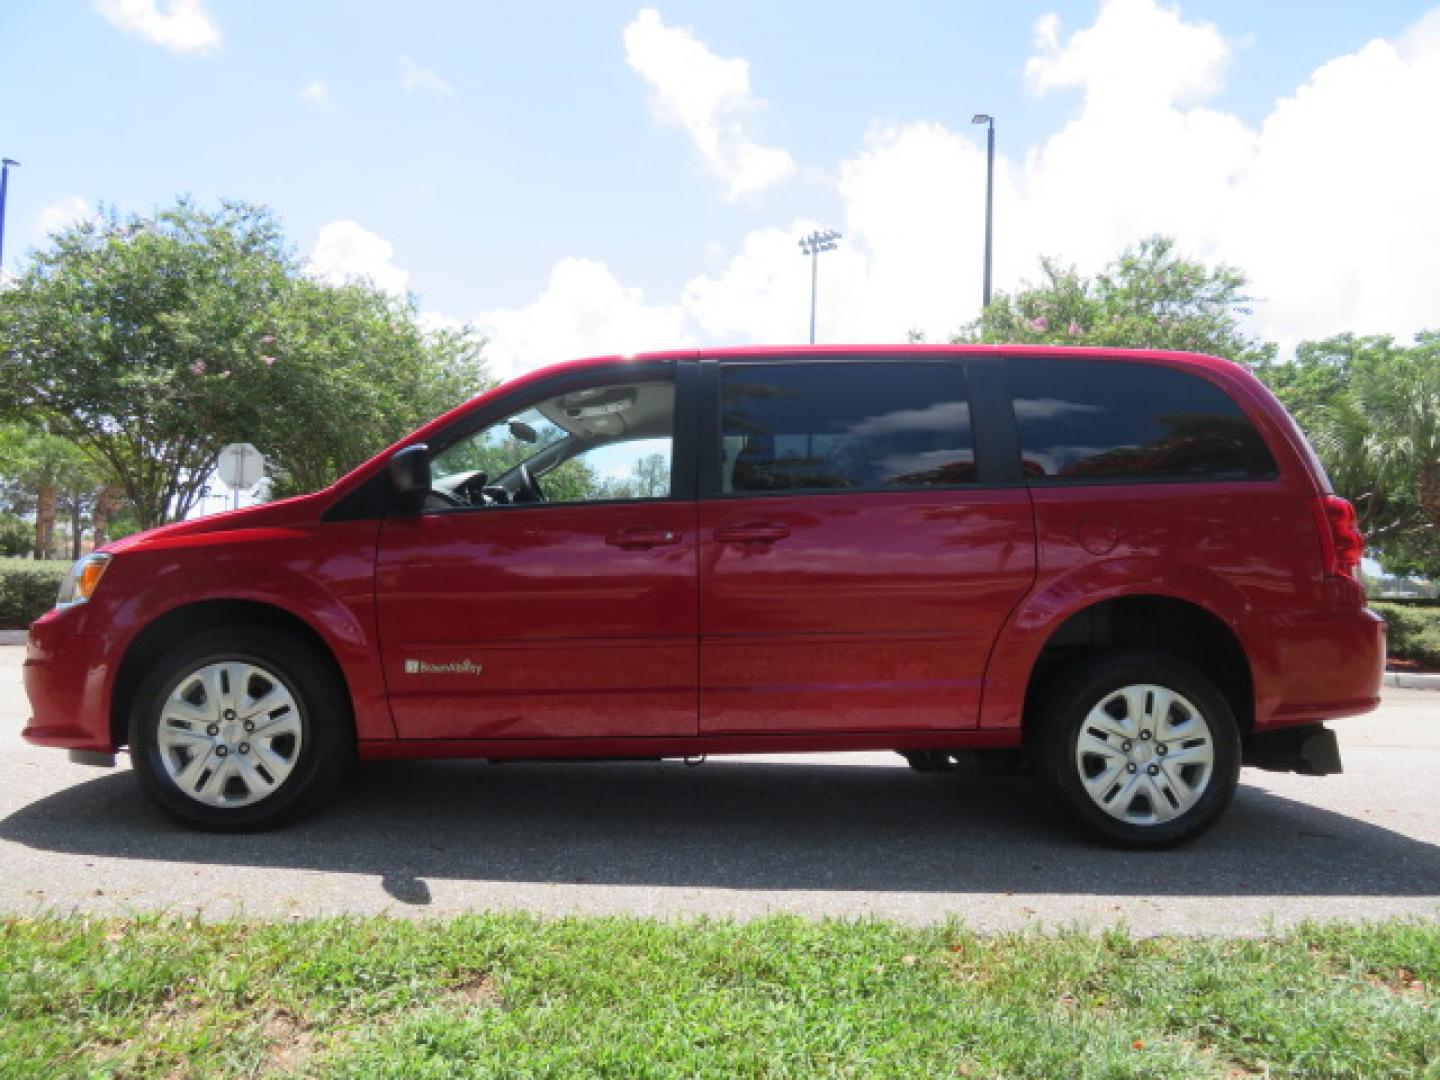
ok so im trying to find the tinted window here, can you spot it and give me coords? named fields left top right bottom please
left=1008, top=359, right=1277, bottom=482
left=720, top=364, right=974, bottom=493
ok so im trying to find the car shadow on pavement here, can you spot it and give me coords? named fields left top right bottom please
left=4, top=758, right=1439, bottom=904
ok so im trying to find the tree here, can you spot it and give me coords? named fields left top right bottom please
left=257, top=279, right=486, bottom=498
left=0, top=424, right=107, bottom=559
left=955, top=235, right=1275, bottom=366
left=1258, top=333, right=1440, bottom=578
left=0, top=198, right=488, bottom=529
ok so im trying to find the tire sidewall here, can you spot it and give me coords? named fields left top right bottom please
left=129, top=626, right=350, bottom=830
left=1039, top=653, right=1241, bottom=849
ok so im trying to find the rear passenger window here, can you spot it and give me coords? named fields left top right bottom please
left=1008, top=359, right=1277, bottom=482
left=720, top=363, right=975, bottom=493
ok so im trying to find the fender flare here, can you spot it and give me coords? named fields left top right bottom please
left=978, top=556, right=1274, bottom=731
left=101, top=542, right=393, bottom=743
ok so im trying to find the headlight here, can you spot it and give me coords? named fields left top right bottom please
left=56, top=554, right=112, bottom=607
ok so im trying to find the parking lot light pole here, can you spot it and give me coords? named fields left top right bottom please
left=971, top=114, right=994, bottom=308
left=798, top=228, right=841, bottom=344
left=0, top=158, right=19, bottom=278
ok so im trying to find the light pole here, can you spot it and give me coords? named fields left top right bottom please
left=798, top=228, right=841, bottom=344
left=0, top=158, right=19, bottom=279
left=971, top=114, right=994, bottom=308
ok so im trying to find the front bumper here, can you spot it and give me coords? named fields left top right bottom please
left=21, top=608, right=116, bottom=753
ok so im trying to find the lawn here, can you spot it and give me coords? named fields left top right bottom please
left=1, top=915, right=1437, bottom=1078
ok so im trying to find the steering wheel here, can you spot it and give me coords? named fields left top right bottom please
left=516, top=462, right=546, bottom=504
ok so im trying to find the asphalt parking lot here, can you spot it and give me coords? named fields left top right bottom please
left=1, top=645, right=1436, bottom=933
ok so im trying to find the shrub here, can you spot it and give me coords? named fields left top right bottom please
left=0, top=558, right=69, bottom=627
left=0, top=515, right=31, bottom=557
left=1373, top=602, right=1440, bottom=669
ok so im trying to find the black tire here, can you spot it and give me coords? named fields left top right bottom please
left=1030, top=652, right=1241, bottom=849
left=129, top=625, right=353, bottom=830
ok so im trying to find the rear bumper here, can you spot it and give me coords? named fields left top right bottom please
left=1258, top=606, right=1385, bottom=728
left=21, top=609, right=116, bottom=753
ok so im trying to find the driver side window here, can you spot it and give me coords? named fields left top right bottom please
left=429, top=379, right=675, bottom=509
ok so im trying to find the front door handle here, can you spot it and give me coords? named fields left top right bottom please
left=606, top=526, right=682, bottom=550
left=713, top=521, right=790, bottom=544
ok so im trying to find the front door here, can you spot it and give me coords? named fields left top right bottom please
left=375, top=366, right=698, bottom=740
left=698, top=360, right=1035, bottom=734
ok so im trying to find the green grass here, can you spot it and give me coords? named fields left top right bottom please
left=2, top=916, right=1437, bottom=1078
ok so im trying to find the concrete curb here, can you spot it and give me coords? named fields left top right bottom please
left=0, top=630, right=27, bottom=646
left=1385, top=670, right=1440, bottom=690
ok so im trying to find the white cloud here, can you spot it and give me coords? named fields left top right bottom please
left=1005, top=0, right=1440, bottom=350
left=34, top=196, right=95, bottom=240
left=397, top=55, right=455, bottom=96
left=341, top=2, right=1440, bottom=379
left=475, top=258, right=691, bottom=382
left=308, top=221, right=411, bottom=296
left=1026, top=0, right=1230, bottom=108
left=299, top=80, right=333, bottom=109
left=682, top=1, right=1440, bottom=351
left=94, top=0, right=220, bottom=55
left=623, top=8, right=794, bottom=200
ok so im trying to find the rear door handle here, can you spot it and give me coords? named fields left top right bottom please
left=713, top=522, right=790, bottom=543
left=606, top=526, right=682, bottom=550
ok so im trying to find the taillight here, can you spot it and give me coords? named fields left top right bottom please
left=1311, top=495, right=1363, bottom=579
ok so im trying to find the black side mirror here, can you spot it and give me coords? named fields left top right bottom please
left=388, top=444, right=432, bottom=513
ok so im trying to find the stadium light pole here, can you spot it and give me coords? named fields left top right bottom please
left=971, top=114, right=994, bottom=308
left=0, top=158, right=19, bottom=279
left=798, top=228, right=841, bottom=344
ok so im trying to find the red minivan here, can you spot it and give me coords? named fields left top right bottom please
left=22, top=346, right=1385, bottom=847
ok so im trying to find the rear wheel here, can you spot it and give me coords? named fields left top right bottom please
left=129, top=626, right=352, bottom=830
left=1032, top=653, right=1240, bottom=848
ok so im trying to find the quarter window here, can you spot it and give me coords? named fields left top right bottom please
left=1007, top=359, right=1277, bottom=482
left=719, top=364, right=975, bottom=493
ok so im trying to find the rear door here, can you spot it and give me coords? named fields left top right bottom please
left=697, top=357, right=1035, bottom=734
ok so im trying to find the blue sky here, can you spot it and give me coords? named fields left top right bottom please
left=5, top=1, right=1439, bottom=377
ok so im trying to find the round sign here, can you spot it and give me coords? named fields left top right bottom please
left=217, top=443, right=264, bottom=490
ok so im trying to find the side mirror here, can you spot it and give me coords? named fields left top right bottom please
left=388, top=444, right=432, bottom=513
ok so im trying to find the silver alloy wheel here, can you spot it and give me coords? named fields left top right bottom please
left=1073, top=683, right=1215, bottom=826
left=156, top=661, right=304, bottom=808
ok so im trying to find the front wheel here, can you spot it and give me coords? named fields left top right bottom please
left=1032, top=653, right=1241, bottom=849
left=129, top=626, right=352, bottom=830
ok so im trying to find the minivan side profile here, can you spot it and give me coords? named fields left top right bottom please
left=22, top=346, right=1385, bottom=847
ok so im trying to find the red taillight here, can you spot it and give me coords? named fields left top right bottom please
left=1312, top=494, right=1363, bottom=578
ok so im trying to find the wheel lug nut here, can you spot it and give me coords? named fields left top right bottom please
left=243, top=720, right=255, bottom=733
left=1122, top=741, right=1132, bottom=752
left=215, top=745, right=229, bottom=757
left=223, top=710, right=236, bottom=722
left=206, top=724, right=219, bottom=737
left=1127, top=763, right=1137, bottom=773
left=238, top=743, right=250, bottom=755
left=1156, top=744, right=1168, bottom=756
left=1147, top=764, right=1159, bottom=775
left=1140, top=731, right=1152, bottom=741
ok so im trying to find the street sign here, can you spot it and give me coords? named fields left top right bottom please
left=217, top=443, right=264, bottom=490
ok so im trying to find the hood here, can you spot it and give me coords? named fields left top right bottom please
left=103, top=491, right=330, bottom=554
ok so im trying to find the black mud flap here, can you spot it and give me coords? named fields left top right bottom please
left=1243, top=724, right=1343, bottom=776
